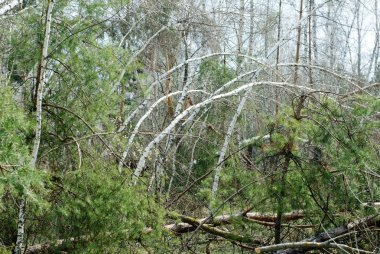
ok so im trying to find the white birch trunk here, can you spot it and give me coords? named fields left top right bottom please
left=211, top=88, right=250, bottom=196
left=117, top=52, right=244, bottom=131
left=118, top=53, right=245, bottom=170
left=132, top=81, right=314, bottom=184
left=212, top=0, right=246, bottom=195
left=0, top=0, right=21, bottom=16
left=30, top=0, right=54, bottom=167
left=131, top=1, right=328, bottom=183
left=14, top=197, right=26, bottom=254
left=154, top=46, right=192, bottom=188
left=181, top=69, right=257, bottom=128
left=118, top=90, right=207, bottom=171
left=14, top=1, right=54, bottom=253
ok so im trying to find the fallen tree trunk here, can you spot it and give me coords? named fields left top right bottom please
left=25, top=210, right=304, bottom=253
left=255, top=241, right=374, bottom=254
left=25, top=212, right=379, bottom=253
left=213, top=210, right=304, bottom=223
left=255, top=214, right=380, bottom=254
left=165, top=210, right=305, bottom=233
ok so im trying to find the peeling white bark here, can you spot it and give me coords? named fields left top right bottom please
left=132, top=81, right=314, bottom=184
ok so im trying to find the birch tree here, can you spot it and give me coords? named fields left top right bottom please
left=14, top=1, right=54, bottom=253
left=0, top=0, right=21, bottom=15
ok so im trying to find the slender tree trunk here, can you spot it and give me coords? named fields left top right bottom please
left=264, top=0, right=270, bottom=57
left=275, top=0, right=282, bottom=115
left=341, top=7, right=356, bottom=75
left=367, top=36, right=378, bottom=81
left=356, top=0, right=362, bottom=79
left=118, top=79, right=126, bottom=128
left=212, top=0, right=247, bottom=194
left=293, top=0, right=303, bottom=85
left=31, top=0, right=54, bottom=167
left=165, top=52, right=176, bottom=119
left=182, top=33, right=189, bottom=91
left=375, top=0, right=380, bottom=80
left=248, top=0, right=254, bottom=60
left=327, top=1, right=335, bottom=70
left=236, top=0, right=244, bottom=73
left=14, top=1, right=54, bottom=253
left=367, top=0, right=379, bottom=81
left=212, top=90, right=250, bottom=196
left=14, top=197, right=26, bottom=254
left=211, top=0, right=247, bottom=195
left=308, top=0, right=313, bottom=86
left=311, top=0, right=318, bottom=64
left=303, top=0, right=308, bottom=62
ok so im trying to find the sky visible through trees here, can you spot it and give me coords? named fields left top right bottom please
left=0, top=0, right=379, bottom=253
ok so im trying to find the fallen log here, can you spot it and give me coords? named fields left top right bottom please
left=24, top=210, right=304, bottom=253
left=255, top=241, right=374, bottom=254
left=25, top=212, right=380, bottom=253
left=255, top=214, right=380, bottom=254
left=165, top=210, right=306, bottom=233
